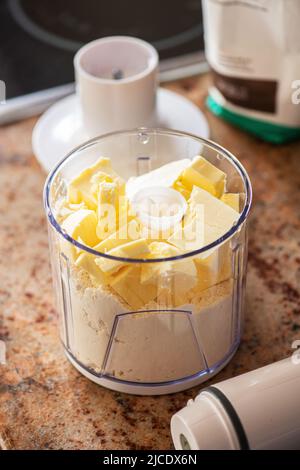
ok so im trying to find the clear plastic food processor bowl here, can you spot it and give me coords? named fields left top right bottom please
left=44, top=129, right=252, bottom=395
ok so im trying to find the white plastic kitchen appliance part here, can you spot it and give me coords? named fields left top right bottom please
left=131, top=186, right=187, bottom=232
left=32, top=88, right=209, bottom=173
left=74, top=36, right=158, bottom=138
left=171, top=356, right=300, bottom=449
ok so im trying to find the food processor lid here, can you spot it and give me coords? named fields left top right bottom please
left=171, top=389, right=242, bottom=450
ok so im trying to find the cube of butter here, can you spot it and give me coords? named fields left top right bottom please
left=96, top=181, right=119, bottom=239
left=173, top=180, right=191, bottom=200
left=179, top=156, right=226, bottom=198
left=67, top=157, right=124, bottom=210
left=192, top=241, right=232, bottom=293
left=95, top=238, right=149, bottom=274
left=61, top=209, right=99, bottom=247
left=67, top=157, right=111, bottom=208
left=109, top=266, right=157, bottom=310
left=141, top=242, right=197, bottom=305
left=94, top=219, right=141, bottom=253
left=221, top=193, right=240, bottom=212
left=170, top=186, right=239, bottom=252
left=90, top=171, right=113, bottom=196
left=75, top=252, right=107, bottom=284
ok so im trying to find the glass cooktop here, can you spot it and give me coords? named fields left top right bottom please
left=0, top=0, right=205, bottom=99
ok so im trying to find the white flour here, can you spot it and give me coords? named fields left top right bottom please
left=63, top=266, right=234, bottom=383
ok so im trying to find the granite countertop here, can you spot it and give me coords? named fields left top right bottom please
left=1, top=74, right=300, bottom=450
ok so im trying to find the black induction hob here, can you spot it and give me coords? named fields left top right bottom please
left=1, top=0, right=205, bottom=100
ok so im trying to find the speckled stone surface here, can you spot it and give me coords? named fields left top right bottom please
left=1, top=74, right=300, bottom=450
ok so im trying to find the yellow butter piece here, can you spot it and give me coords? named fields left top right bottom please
left=188, top=186, right=239, bottom=244
left=221, top=193, right=240, bottom=212
left=92, top=169, right=125, bottom=197
left=61, top=209, right=99, bottom=247
left=190, top=156, right=226, bottom=197
left=156, top=286, right=191, bottom=308
left=179, top=156, right=226, bottom=198
left=90, top=157, right=112, bottom=171
left=96, top=181, right=118, bottom=239
left=170, top=186, right=239, bottom=252
left=90, top=171, right=113, bottom=196
left=119, top=196, right=135, bottom=228
left=168, top=214, right=205, bottom=253
left=60, top=222, right=92, bottom=263
left=217, top=241, right=232, bottom=283
left=90, top=158, right=125, bottom=195
left=57, top=202, right=87, bottom=221
left=141, top=242, right=197, bottom=304
left=145, top=241, right=179, bottom=258
left=67, top=157, right=124, bottom=209
left=110, top=266, right=157, bottom=310
left=74, top=236, right=86, bottom=256
left=126, top=159, right=190, bottom=199
left=94, top=219, right=141, bottom=253
left=172, top=256, right=197, bottom=301
left=173, top=181, right=191, bottom=200
left=98, top=181, right=118, bottom=206
left=193, top=252, right=220, bottom=292
left=75, top=252, right=107, bottom=284
left=193, top=255, right=218, bottom=292
left=141, top=241, right=178, bottom=284
left=109, top=267, right=143, bottom=309
left=67, top=167, right=98, bottom=209
left=69, top=202, right=87, bottom=211
left=95, top=238, right=149, bottom=274
left=192, top=241, right=232, bottom=293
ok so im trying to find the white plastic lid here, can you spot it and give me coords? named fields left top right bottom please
left=131, top=186, right=187, bottom=231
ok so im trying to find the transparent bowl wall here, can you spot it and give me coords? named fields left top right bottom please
left=44, top=129, right=251, bottom=391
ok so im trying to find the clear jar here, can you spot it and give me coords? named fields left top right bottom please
left=44, top=128, right=252, bottom=395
